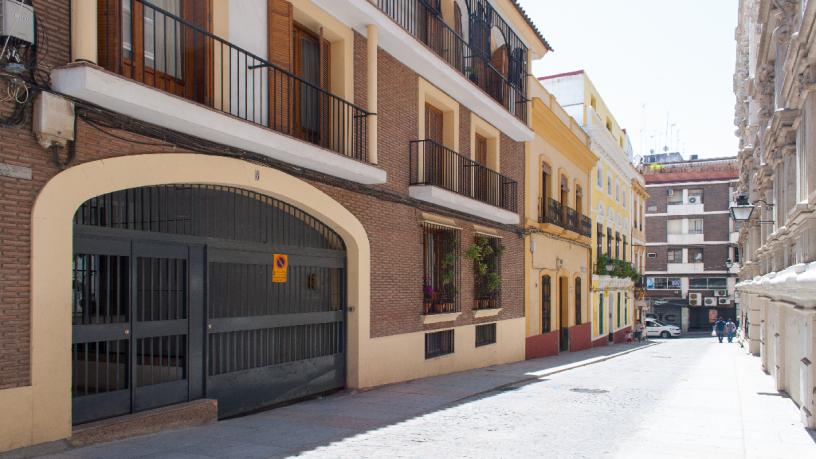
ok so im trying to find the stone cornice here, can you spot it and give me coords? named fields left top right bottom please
left=737, top=261, right=816, bottom=309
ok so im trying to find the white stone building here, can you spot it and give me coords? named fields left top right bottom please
left=733, top=0, right=816, bottom=428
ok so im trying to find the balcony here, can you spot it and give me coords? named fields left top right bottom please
left=539, top=198, right=592, bottom=237
left=377, top=0, right=526, bottom=124
left=53, top=0, right=385, bottom=185
left=409, top=140, right=519, bottom=224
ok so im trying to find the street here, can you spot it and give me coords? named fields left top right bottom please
left=38, top=336, right=815, bottom=459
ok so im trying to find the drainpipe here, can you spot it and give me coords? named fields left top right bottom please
left=71, top=0, right=98, bottom=63
left=366, top=24, right=378, bottom=165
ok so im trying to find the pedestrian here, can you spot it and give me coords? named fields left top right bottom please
left=633, top=321, right=644, bottom=343
left=714, top=317, right=726, bottom=343
left=726, top=318, right=737, bottom=343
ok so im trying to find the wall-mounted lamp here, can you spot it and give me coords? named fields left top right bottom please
left=729, top=194, right=774, bottom=224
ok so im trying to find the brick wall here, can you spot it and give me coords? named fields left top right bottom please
left=0, top=7, right=527, bottom=388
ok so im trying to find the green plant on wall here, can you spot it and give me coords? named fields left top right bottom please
left=440, top=252, right=457, bottom=292
left=595, top=254, right=641, bottom=282
left=466, top=236, right=504, bottom=294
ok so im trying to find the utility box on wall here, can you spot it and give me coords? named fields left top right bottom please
left=33, top=92, right=75, bottom=149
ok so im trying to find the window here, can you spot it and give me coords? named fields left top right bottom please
left=472, top=235, right=502, bottom=310
left=667, top=248, right=682, bottom=263
left=541, top=275, right=551, bottom=333
left=667, top=219, right=683, bottom=235
left=541, top=163, right=552, bottom=215
left=607, top=227, right=613, bottom=256
left=425, top=330, right=454, bottom=358
left=475, top=323, right=497, bottom=347
left=575, top=277, right=582, bottom=325
left=623, top=191, right=627, bottom=208
left=689, top=247, right=704, bottom=263
left=646, top=277, right=681, bottom=290
left=647, top=205, right=657, bottom=213
left=615, top=232, right=620, bottom=259
left=622, top=236, right=628, bottom=261
left=688, top=188, right=703, bottom=204
left=596, top=223, right=603, bottom=259
left=607, top=176, right=612, bottom=195
left=597, top=167, right=603, bottom=187
left=606, top=118, right=612, bottom=131
left=688, top=219, right=704, bottom=234
left=422, top=222, right=460, bottom=314
left=122, top=0, right=183, bottom=78
left=615, top=182, right=620, bottom=202
left=616, top=292, right=621, bottom=328
left=668, top=188, right=683, bottom=205
left=708, top=277, right=727, bottom=289
left=689, top=277, right=726, bottom=289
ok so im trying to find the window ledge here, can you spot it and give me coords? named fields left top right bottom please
left=422, top=312, right=462, bottom=324
left=473, top=307, right=502, bottom=318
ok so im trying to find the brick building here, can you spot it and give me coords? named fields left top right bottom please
left=0, top=0, right=549, bottom=450
left=641, top=156, right=740, bottom=331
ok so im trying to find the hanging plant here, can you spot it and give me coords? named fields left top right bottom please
left=466, top=236, right=504, bottom=294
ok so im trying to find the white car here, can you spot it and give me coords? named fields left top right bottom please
left=645, top=319, right=681, bottom=338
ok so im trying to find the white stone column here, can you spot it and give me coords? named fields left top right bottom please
left=71, top=0, right=98, bottom=63
left=366, top=24, right=378, bottom=165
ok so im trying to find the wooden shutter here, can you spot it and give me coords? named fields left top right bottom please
left=268, top=0, right=293, bottom=133
left=425, top=104, right=444, bottom=144
left=97, top=0, right=123, bottom=73
left=319, top=33, right=331, bottom=148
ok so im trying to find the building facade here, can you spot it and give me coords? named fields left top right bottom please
left=733, top=0, right=816, bottom=428
left=0, top=0, right=549, bottom=451
left=631, top=174, right=649, bottom=322
left=641, top=157, right=740, bottom=331
left=540, top=71, right=641, bottom=347
left=523, top=79, right=597, bottom=358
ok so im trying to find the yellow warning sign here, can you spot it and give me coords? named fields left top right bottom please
left=272, top=254, right=288, bottom=283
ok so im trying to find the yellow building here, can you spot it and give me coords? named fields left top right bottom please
left=524, top=80, right=598, bottom=358
left=540, top=70, right=640, bottom=346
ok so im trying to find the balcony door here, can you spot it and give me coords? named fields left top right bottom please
left=99, top=0, right=212, bottom=104
left=474, top=134, right=490, bottom=202
left=293, top=26, right=324, bottom=145
left=425, top=104, right=447, bottom=188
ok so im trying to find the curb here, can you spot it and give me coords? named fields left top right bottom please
left=449, top=341, right=661, bottom=405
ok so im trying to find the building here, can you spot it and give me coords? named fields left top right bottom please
left=0, top=0, right=549, bottom=451
left=541, top=71, right=641, bottom=347
left=631, top=173, right=649, bottom=323
left=523, top=79, right=597, bottom=358
left=733, top=0, right=816, bottom=428
left=641, top=156, right=740, bottom=331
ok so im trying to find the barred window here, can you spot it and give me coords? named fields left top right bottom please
left=470, top=234, right=502, bottom=311
left=422, top=222, right=460, bottom=314
left=425, top=330, right=454, bottom=358
left=475, top=323, right=497, bottom=347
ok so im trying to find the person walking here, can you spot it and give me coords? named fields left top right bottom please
left=726, top=319, right=737, bottom=343
left=633, top=321, right=644, bottom=343
left=714, top=317, right=726, bottom=343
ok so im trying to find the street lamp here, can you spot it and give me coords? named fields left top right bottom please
left=729, top=194, right=774, bottom=223
left=605, top=262, right=614, bottom=273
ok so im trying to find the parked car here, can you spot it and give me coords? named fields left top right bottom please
left=645, top=319, right=681, bottom=338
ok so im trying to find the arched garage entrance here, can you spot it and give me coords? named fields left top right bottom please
left=71, top=185, right=347, bottom=423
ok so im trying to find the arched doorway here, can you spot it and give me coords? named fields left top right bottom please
left=70, top=184, right=347, bottom=423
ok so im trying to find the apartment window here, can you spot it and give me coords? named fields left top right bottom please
left=597, top=166, right=603, bottom=187
left=623, top=191, right=627, bottom=208
left=422, top=222, right=460, bottom=314
left=605, top=118, right=612, bottom=131
left=615, top=232, right=620, bottom=259
left=425, top=330, right=454, bottom=358
left=475, top=323, right=497, bottom=347
left=121, top=0, right=183, bottom=78
left=646, top=277, right=681, bottom=290
left=688, top=219, right=704, bottom=234
left=615, top=182, right=620, bottom=202
left=689, top=277, right=727, bottom=289
left=575, top=277, right=582, bottom=325
left=667, top=248, right=682, bottom=263
left=667, top=188, right=683, bottom=205
left=622, top=236, right=628, bottom=261
left=596, top=223, right=603, bottom=259
left=541, top=162, right=552, bottom=215
left=607, top=227, right=613, bottom=256
left=590, top=95, right=597, bottom=109
left=472, top=235, right=502, bottom=310
left=688, top=188, right=703, bottom=204
left=689, top=247, right=704, bottom=263
left=541, top=275, right=551, bottom=333
left=607, top=176, right=612, bottom=195
left=667, top=219, right=683, bottom=235
left=575, top=185, right=583, bottom=216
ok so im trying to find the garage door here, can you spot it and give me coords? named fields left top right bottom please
left=71, top=185, right=346, bottom=423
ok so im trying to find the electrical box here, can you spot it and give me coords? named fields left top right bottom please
left=33, top=92, right=75, bottom=149
left=0, top=0, right=35, bottom=44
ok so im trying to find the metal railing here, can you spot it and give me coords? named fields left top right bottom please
left=410, top=139, right=518, bottom=213
left=539, top=197, right=592, bottom=237
left=377, top=0, right=527, bottom=123
left=101, top=0, right=370, bottom=161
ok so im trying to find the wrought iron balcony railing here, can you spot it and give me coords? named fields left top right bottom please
left=539, top=197, right=592, bottom=237
left=410, top=139, right=518, bottom=213
left=100, top=0, right=370, bottom=161
left=377, top=0, right=527, bottom=123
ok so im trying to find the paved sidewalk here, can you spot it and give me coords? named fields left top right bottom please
left=23, top=342, right=651, bottom=458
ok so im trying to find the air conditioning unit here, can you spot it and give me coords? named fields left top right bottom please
left=714, top=290, right=727, bottom=297
left=667, top=189, right=674, bottom=196
left=704, top=297, right=717, bottom=306
left=689, top=293, right=702, bottom=306
left=718, top=298, right=731, bottom=305
left=688, top=196, right=698, bottom=204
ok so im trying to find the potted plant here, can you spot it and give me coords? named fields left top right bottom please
left=466, top=237, right=504, bottom=308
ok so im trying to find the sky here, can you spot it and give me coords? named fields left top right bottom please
left=517, top=0, right=739, bottom=160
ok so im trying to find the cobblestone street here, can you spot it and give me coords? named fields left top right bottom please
left=19, top=336, right=812, bottom=459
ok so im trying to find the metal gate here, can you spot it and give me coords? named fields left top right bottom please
left=71, top=185, right=346, bottom=423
